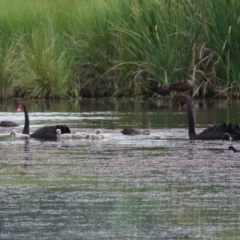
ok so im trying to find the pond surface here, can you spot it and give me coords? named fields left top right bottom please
left=1, top=98, right=240, bottom=239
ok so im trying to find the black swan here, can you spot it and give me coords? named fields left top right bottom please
left=176, top=95, right=231, bottom=140
left=0, top=121, right=19, bottom=127
left=228, top=146, right=240, bottom=153
left=121, top=129, right=150, bottom=135
left=17, top=101, right=71, bottom=139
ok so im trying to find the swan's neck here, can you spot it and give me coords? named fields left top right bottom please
left=186, top=101, right=196, bottom=139
left=22, top=106, right=29, bottom=134
left=56, top=132, right=61, bottom=139
left=11, top=132, right=15, bottom=140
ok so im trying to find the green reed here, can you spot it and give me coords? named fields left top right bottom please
left=198, top=0, right=240, bottom=97
left=0, top=0, right=239, bottom=99
left=0, top=38, right=19, bottom=99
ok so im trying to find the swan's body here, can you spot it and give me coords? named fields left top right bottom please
left=177, top=96, right=230, bottom=140
left=72, top=133, right=90, bottom=139
left=17, top=102, right=70, bottom=139
left=101, top=134, right=110, bottom=139
left=56, top=129, right=72, bottom=139
left=0, top=121, right=19, bottom=127
left=10, top=129, right=30, bottom=140
left=121, top=129, right=150, bottom=136
left=228, top=146, right=240, bottom=153
left=90, top=129, right=104, bottom=140
left=90, top=134, right=103, bottom=140
left=95, top=129, right=110, bottom=139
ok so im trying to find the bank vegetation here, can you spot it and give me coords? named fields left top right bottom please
left=0, top=0, right=239, bottom=99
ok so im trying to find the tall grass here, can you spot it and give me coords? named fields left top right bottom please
left=0, top=38, right=19, bottom=99
left=198, top=0, right=240, bottom=97
left=18, top=27, right=73, bottom=98
left=0, top=0, right=239, bottom=99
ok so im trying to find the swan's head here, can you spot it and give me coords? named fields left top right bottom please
left=96, top=129, right=102, bottom=135
left=17, top=101, right=26, bottom=112
left=176, top=95, right=194, bottom=110
left=10, top=129, right=17, bottom=136
left=56, top=129, right=61, bottom=136
left=143, top=130, right=150, bottom=135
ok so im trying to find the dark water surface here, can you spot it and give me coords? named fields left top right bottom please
left=1, top=98, right=240, bottom=239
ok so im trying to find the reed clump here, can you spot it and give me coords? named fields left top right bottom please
left=0, top=0, right=239, bottom=99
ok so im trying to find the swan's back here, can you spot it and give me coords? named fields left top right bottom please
left=196, top=122, right=240, bottom=140
left=225, top=123, right=240, bottom=140
left=30, top=125, right=71, bottom=139
left=90, top=134, right=103, bottom=140
left=72, top=133, right=89, bottom=139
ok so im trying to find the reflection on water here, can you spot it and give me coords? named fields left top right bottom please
left=0, top=98, right=240, bottom=239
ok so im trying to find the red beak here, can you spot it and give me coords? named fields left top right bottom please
left=178, top=103, right=183, bottom=111
left=17, top=104, right=23, bottom=111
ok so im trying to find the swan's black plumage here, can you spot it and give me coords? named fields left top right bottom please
left=177, top=96, right=231, bottom=140
left=229, top=146, right=240, bottom=153
left=17, top=101, right=70, bottom=139
left=225, top=123, right=240, bottom=140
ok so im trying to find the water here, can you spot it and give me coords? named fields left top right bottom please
left=0, top=98, right=240, bottom=239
